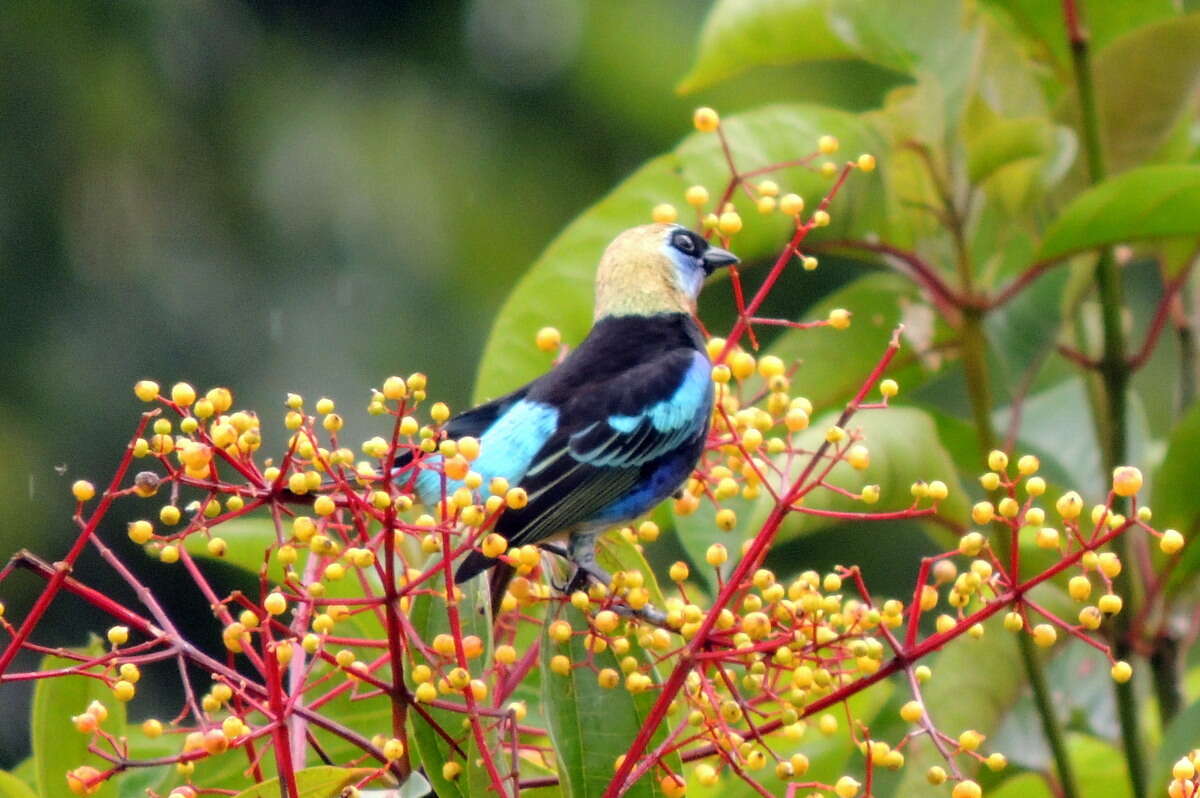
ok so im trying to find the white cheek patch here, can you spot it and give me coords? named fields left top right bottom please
left=663, top=242, right=705, bottom=300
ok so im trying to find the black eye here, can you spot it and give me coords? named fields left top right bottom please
left=673, top=232, right=696, bottom=254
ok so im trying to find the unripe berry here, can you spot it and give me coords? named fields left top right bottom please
left=72, top=480, right=96, bottom=502
left=706, top=543, right=728, bottom=566
left=1056, top=491, right=1083, bottom=519
left=693, top=106, right=720, bottom=132
left=1098, top=593, right=1123, bottom=614
left=818, top=134, right=839, bottom=154
left=900, top=700, right=924, bottom=723
left=927, top=765, right=947, bottom=785
left=1161, top=529, right=1184, bottom=554
left=779, top=193, right=805, bottom=216
left=952, top=780, right=982, bottom=798
left=828, top=308, right=851, bottom=330
left=652, top=203, right=678, bottom=224
left=834, top=775, right=860, bottom=798
left=1111, top=660, right=1132, bottom=683
left=1111, top=466, right=1143, bottom=497
left=1068, top=575, right=1092, bottom=601
left=264, top=592, right=287, bottom=616
left=112, top=680, right=135, bottom=701
left=383, top=737, right=405, bottom=760
left=971, top=502, right=994, bottom=525
left=171, top=382, right=196, bottom=406
left=669, top=561, right=689, bottom=582
left=134, top=380, right=160, bottom=402
left=718, top=211, right=743, bottom=236
left=812, top=209, right=831, bottom=227
left=1032, top=623, right=1056, bottom=647
left=685, top=185, right=709, bottom=207
left=856, top=153, right=876, bottom=171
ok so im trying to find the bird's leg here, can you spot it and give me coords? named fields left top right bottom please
left=566, top=531, right=612, bottom=592
left=565, top=531, right=668, bottom=627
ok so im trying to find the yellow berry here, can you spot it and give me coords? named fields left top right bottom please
left=1112, top=466, right=1143, bottom=497
left=685, top=185, right=709, bottom=207
left=1032, top=623, right=1057, bottom=647
left=856, top=153, right=876, bottom=171
left=264, top=592, right=287, bottom=616
left=779, top=193, right=805, bottom=216
left=827, top=308, right=851, bottom=330
left=171, top=382, right=196, bottom=406
left=652, top=203, right=678, bottom=224
left=535, top=327, right=562, bottom=352
left=812, top=209, right=831, bottom=227
left=817, top=135, right=839, bottom=154
left=900, top=700, right=924, bottom=723
left=1111, top=660, right=1132, bottom=682
left=72, top=480, right=96, bottom=502
left=834, top=775, right=860, bottom=798
left=1160, top=529, right=1184, bottom=554
left=952, top=780, right=982, bottom=798
left=693, top=106, right=720, bottom=132
left=134, top=380, right=160, bottom=402
left=706, top=543, right=728, bottom=566
left=718, top=211, right=743, bottom=236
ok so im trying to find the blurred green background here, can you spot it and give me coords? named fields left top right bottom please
left=0, top=0, right=907, bottom=765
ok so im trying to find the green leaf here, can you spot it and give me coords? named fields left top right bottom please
left=892, top=616, right=1023, bottom=796
left=983, top=0, right=1177, bottom=73
left=405, top=564, right=497, bottom=798
left=183, top=516, right=280, bottom=579
left=1152, top=400, right=1200, bottom=584
left=678, top=0, right=859, bottom=93
left=473, top=103, right=887, bottom=404
left=780, top=404, right=967, bottom=544
left=33, top=646, right=126, bottom=798
left=760, top=271, right=938, bottom=412
left=229, top=766, right=373, bottom=798
left=0, top=772, right=37, bottom=798
left=1060, top=13, right=1200, bottom=174
left=1037, top=164, right=1200, bottom=263
left=989, top=773, right=1054, bottom=798
left=966, top=117, right=1057, bottom=185
left=539, top=602, right=679, bottom=798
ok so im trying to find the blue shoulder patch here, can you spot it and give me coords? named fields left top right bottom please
left=607, top=351, right=711, bottom=434
left=415, top=399, right=558, bottom=506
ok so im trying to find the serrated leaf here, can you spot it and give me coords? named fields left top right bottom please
left=678, top=0, right=858, bottom=93
left=539, top=602, right=678, bottom=798
left=473, top=104, right=887, bottom=404
left=33, top=646, right=125, bottom=798
left=229, top=766, right=373, bottom=798
left=1038, top=165, right=1200, bottom=263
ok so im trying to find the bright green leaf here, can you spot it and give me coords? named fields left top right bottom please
left=540, top=602, right=678, bottom=798
left=33, top=646, right=125, bottom=798
left=0, top=772, right=37, bottom=798
left=966, top=117, right=1057, bottom=185
left=183, top=516, right=280, bottom=579
left=229, top=766, right=373, bottom=798
left=1037, top=165, right=1200, bottom=263
left=678, top=0, right=859, bottom=93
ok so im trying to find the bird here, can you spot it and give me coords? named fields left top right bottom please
left=410, top=222, right=738, bottom=605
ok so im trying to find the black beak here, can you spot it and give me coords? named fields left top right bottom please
left=701, top=245, right=739, bottom=273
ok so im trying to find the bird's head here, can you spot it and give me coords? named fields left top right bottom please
left=594, top=223, right=739, bottom=319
